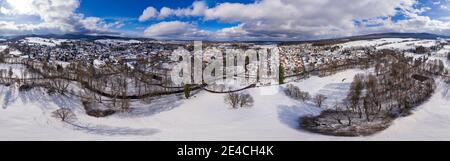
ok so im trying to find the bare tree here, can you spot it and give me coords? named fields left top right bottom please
left=224, top=92, right=254, bottom=109
left=347, top=74, right=364, bottom=118
left=239, top=93, right=254, bottom=108
left=285, top=84, right=311, bottom=102
left=8, top=66, right=13, bottom=81
left=51, top=79, right=69, bottom=94
left=330, top=104, right=343, bottom=125
left=364, top=74, right=379, bottom=122
left=52, top=108, right=76, bottom=122
left=121, top=98, right=130, bottom=112
left=225, top=92, right=240, bottom=109
left=314, top=94, right=327, bottom=108
left=298, top=91, right=310, bottom=102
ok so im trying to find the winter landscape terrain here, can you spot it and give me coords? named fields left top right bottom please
left=0, top=34, right=449, bottom=141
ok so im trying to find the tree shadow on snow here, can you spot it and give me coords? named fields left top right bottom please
left=317, top=83, right=351, bottom=107
left=18, top=87, right=82, bottom=112
left=49, top=94, right=83, bottom=112
left=2, top=87, right=13, bottom=109
left=277, top=104, right=322, bottom=131
left=18, top=88, right=52, bottom=109
left=441, top=82, right=450, bottom=100
left=116, top=94, right=183, bottom=118
left=67, top=122, right=159, bottom=136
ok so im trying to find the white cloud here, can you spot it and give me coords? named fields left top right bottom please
left=159, top=7, right=173, bottom=19
left=139, top=6, right=158, bottom=22
left=215, top=24, right=248, bottom=37
left=144, top=21, right=210, bottom=39
left=155, top=1, right=208, bottom=19
left=0, top=0, right=118, bottom=35
left=144, top=21, right=191, bottom=37
left=358, top=9, right=450, bottom=36
left=113, top=21, right=125, bottom=29
left=140, top=0, right=450, bottom=40
left=202, top=0, right=417, bottom=39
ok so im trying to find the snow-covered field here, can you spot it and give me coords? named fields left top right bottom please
left=340, top=38, right=439, bottom=51
left=341, top=38, right=415, bottom=49
left=0, top=66, right=448, bottom=141
left=0, top=69, right=356, bottom=140
left=0, top=38, right=450, bottom=140
left=21, top=37, right=69, bottom=47
left=0, top=45, right=6, bottom=52
left=95, top=39, right=141, bottom=45
left=372, top=79, right=450, bottom=140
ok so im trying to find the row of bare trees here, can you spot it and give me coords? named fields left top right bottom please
left=285, top=84, right=310, bottom=102
left=224, top=92, right=254, bottom=109
left=285, top=84, right=327, bottom=107
left=302, top=50, right=438, bottom=136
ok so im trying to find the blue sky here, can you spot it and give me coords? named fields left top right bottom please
left=1, top=0, right=450, bottom=40
left=77, top=0, right=251, bottom=34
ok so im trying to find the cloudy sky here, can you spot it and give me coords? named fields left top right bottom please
left=1, top=0, right=450, bottom=40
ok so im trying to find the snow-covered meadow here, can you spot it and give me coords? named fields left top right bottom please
left=0, top=38, right=449, bottom=140
left=0, top=68, right=360, bottom=140
left=0, top=67, right=448, bottom=141
left=20, top=37, right=69, bottom=47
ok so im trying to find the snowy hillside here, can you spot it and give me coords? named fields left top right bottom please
left=95, top=39, right=141, bottom=45
left=0, top=67, right=447, bottom=141
left=0, top=37, right=449, bottom=140
left=0, top=69, right=362, bottom=140
left=340, top=38, right=439, bottom=51
left=20, top=37, right=69, bottom=47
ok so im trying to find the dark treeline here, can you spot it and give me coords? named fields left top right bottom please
left=301, top=49, right=442, bottom=136
left=0, top=52, right=193, bottom=115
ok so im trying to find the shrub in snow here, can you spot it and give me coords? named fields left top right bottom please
left=285, top=84, right=310, bottom=102
left=86, top=109, right=116, bottom=118
left=314, top=94, right=327, bottom=108
left=47, top=88, right=56, bottom=95
left=8, top=66, right=13, bottom=79
left=141, top=97, right=152, bottom=104
left=301, top=52, right=436, bottom=136
left=415, top=46, right=428, bottom=54
left=50, top=79, right=69, bottom=94
left=52, top=108, right=76, bottom=122
left=239, top=93, right=254, bottom=108
left=224, top=92, right=254, bottom=109
left=298, top=91, right=311, bottom=102
left=285, top=84, right=298, bottom=96
left=82, top=100, right=116, bottom=118
left=184, top=84, right=191, bottom=99
left=225, top=93, right=240, bottom=109
left=279, top=63, right=285, bottom=84
left=18, top=84, right=33, bottom=92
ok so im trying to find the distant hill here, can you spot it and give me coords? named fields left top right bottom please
left=344, top=32, right=450, bottom=40
left=280, top=32, right=450, bottom=46
left=7, top=34, right=155, bottom=41
left=4, top=32, right=449, bottom=44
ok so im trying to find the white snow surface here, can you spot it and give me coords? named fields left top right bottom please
left=0, top=45, right=7, bottom=52
left=0, top=38, right=450, bottom=140
left=340, top=38, right=415, bottom=49
left=9, top=50, right=22, bottom=56
left=0, top=68, right=356, bottom=140
left=1, top=67, right=449, bottom=140
left=21, top=37, right=68, bottom=47
left=95, top=39, right=141, bottom=45
left=374, top=79, right=450, bottom=140
left=340, top=38, right=440, bottom=51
